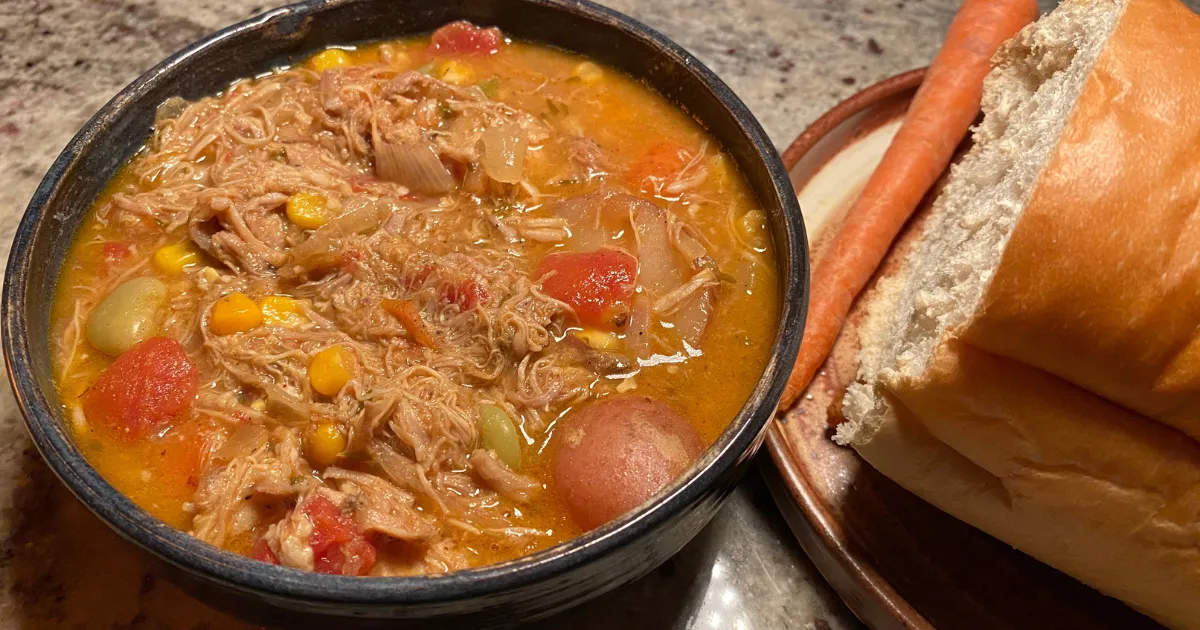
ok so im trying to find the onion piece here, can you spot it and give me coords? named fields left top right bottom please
left=552, top=191, right=610, bottom=251
left=655, top=266, right=720, bottom=348
left=325, top=198, right=392, bottom=234
left=213, top=424, right=270, bottom=464
left=676, top=232, right=708, bottom=264
left=369, top=441, right=441, bottom=508
left=671, top=221, right=710, bottom=268
left=625, top=293, right=652, bottom=359
left=668, top=286, right=714, bottom=348
left=479, top=122, right=527, bottom=184
left=286, top=200, right=389, bottom=273
left=154, top=96, right=189, bottom=124
left=653, top=268, right=720, bottom=316
left=373, top=132, right=454, bottom=194
left=631, top=201, right=683, bottom=297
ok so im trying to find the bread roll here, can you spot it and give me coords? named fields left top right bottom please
left=964, top=0, right=1200, bottom=438
left=839, top=0, right=1200, bottom=626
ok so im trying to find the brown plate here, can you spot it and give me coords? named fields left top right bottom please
left=766, top=69, right=1164, bottom=630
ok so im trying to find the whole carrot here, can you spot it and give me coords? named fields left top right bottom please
left=781, top=0, right=1039, bottom=409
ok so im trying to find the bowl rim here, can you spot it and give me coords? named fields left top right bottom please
left=2, top=0, right=808, bottom=605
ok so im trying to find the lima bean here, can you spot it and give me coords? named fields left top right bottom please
left=87, top=277, right=167, bottom=356
left=478, top=403, right=522, bottom=469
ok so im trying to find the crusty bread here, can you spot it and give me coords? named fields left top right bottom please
left=963, top=0, right=1200, bottom=438
left=839, top=0, right=1127, bottom=447
left=839, top=0, right=1200, bottom=627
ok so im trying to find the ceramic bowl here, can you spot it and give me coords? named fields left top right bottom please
left=2, top=0, right=807, bottom=626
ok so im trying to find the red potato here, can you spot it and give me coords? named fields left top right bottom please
left=552, top=396, right=704, bottom=530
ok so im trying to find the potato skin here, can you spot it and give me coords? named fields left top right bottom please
left=552, top=395, right=705, bottom=530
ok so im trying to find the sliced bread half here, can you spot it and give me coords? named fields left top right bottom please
left=839, top=0, right=1200, bottom=627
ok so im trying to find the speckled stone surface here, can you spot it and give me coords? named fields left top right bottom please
left=0, top=0, right=1070, bottom=627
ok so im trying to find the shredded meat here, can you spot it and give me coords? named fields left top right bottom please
left=325, top=467, right=439, bottom=540
left=191, top=428, right=313, bottom=546
left=471, top=449, right=541, bottom=503
left=564, top=136, right=615, bottom=182
left=265, top=500, right=316, bottom=571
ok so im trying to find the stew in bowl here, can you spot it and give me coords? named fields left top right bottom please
left=49, top=21, right=780, bottom=577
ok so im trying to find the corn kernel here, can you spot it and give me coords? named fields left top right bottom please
left=250, top=399, right=267, bottom=412
left=153, top=243, right=202, bottom=275
left=379, top=44, right=412, bottom=69
left=310, top=345, right=355, bottom=396
left=574, top=328, right=619, bottom=351
left=434, top=60, right=472, bottom=85
left=201, top=266, right=221, bottom=283
left=286, top=193, right=328, bottom=230
left=209, top=292, right=262, bottom=335
left=572, top=61, right=603, bottom=85
left=306, top=421, right=346, bottom=468
left=260, top=295, right=307, bottom=328
left=309, top=49, right=351, bottom=72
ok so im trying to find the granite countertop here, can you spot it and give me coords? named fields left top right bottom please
left=0, top=1, right=1046, bottom=627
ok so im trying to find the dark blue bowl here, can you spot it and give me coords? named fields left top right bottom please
left=2, top=0, right=808, bottom=626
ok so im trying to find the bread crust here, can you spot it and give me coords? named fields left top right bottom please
left=866, top=341, right=1200, bottom=629
left=965, top=0, right=1200, bottom=437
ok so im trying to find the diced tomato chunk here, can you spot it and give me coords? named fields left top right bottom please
left=535, top=248, right=638, bottom=328
left=303, top=495, right=376, bottom=576
left=339, top=249, right=365, bottom=274
left=103, top=242, right=130, bottom=263
left=82, top=337, right=198, bottom=441
left=97, top=242, right=131, bottom=279
left=317, top=536, right=377, bottom=576
left=305, top=495, right=356, bottom=550
left=443, top=278, right=488, bottom=310
left=429, top=21, right=504, bottom=56
left=402, top=265, right=489, bottom=310
left=625, top=141, right=690, bottom=192
left=347, top=174, right=383, bottom=194
left=252, top=538, right=280, bottom=565
left=401, top=265, right=432, bottom=292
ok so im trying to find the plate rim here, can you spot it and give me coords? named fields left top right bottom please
left=768, top=67, right=927, bottom=630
